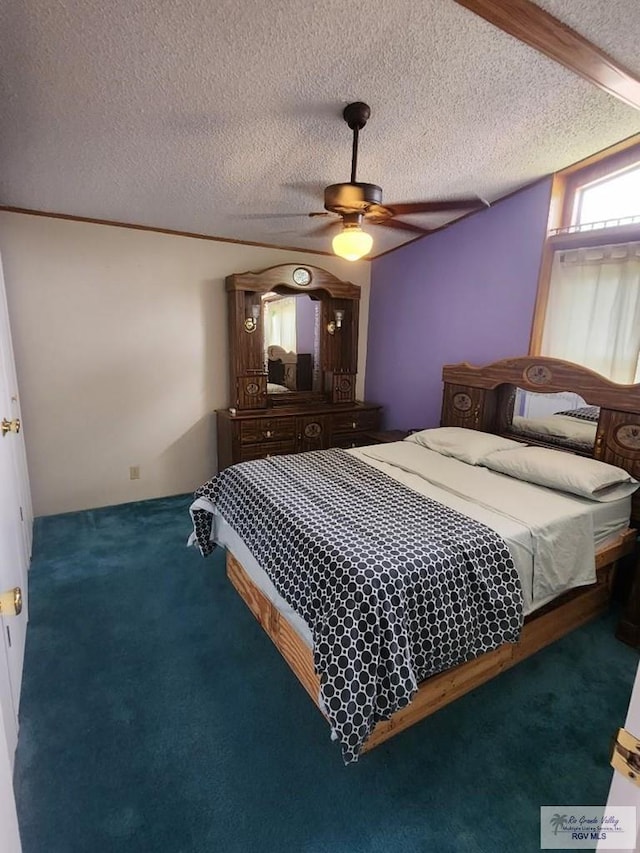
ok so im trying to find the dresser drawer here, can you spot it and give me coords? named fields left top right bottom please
left=331, top=410, right=380, bottom=435
left=238, top=440, right=296, bottom=461
left=239, top=417, right=296, bottom=445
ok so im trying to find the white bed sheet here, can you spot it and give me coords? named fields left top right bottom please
left=212, top=442, right=631, bottom=649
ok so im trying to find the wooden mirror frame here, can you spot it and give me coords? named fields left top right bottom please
left=226, top=264, right=361, bottom=410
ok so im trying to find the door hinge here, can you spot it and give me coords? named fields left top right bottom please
left=19, top=506, right=23, bottom=521
left=611, top=727, right=640, bottom=787
left=6, top=625, right=10, bottom=648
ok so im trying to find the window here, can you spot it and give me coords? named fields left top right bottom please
left=531, top=136, right=640, bottom=383
left=263, top=295, right=297, bottom=352
left=572, top=162, right=640, bottom=231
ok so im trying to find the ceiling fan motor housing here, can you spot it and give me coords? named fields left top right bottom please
left=324, top=182, right=383, bottom=215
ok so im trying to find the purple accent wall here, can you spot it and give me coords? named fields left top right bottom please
left=365, top=178, right=553, bottom=429
left=296, top=295, right=316, bottom=355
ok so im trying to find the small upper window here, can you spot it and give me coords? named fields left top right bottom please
left=572, top=162, right=640, bottom=231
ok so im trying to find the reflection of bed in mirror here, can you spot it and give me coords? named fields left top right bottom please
left=266, top=346, right=313, bottom=392
left=509, top=388, right=599, bottom=453
left=266, top=382, right=290, bottom=394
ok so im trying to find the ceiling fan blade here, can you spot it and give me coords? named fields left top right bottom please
left=307, top=220, right=341, bottom=236
left=372, top=218, right=433, bottom=235
left=384, top=198, right=490, bottom=215
left=237, top=212, right=314, bottom=220
left=282, top=181, right=328, bottom=201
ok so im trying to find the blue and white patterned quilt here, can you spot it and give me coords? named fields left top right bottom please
left=190, top=449, right=523, bottom=763
left=556, top=406, right=600, bottom=423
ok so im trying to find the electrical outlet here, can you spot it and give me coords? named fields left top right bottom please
left=129, top=466, right=140, bottom=480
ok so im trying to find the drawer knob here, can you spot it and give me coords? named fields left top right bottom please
left=265, top=430, right=272, bottom=438
left=352, top=421, right=357, bottom=429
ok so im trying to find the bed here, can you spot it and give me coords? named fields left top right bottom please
left=190, top=356, right=640, bottom=762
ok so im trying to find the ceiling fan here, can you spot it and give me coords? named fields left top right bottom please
left=307, top=102, right=489, bottom=260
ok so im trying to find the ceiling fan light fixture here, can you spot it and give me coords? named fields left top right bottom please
left=332, top=223, right=373, bottom=261
left=274, top=102, right=482, bottom=253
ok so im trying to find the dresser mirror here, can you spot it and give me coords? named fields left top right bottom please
left=226, top=263, right=362, bottom=411
left=262, top=292, right=322, bottom=394
left=505, top=388, right=598, bottom=453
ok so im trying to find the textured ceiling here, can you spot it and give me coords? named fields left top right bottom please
left=1, top=0, right=639, bottom=257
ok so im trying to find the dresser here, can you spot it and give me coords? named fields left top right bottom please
left=217, top=402, right=381, bottom=468
left=217, top=262, right=382, bottom=470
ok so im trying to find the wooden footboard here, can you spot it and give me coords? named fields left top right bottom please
left=226, top=527, right=637, bottom=754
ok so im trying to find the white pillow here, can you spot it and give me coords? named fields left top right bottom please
left=481, top=445, right=639, bottom=502
left=405, top=427, right=523, bottom=466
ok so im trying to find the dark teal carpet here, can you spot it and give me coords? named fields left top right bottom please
left=14, top=495, right=639, bottom=853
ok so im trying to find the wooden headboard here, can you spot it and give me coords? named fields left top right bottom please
left=441, top=356, right=640, bottom=524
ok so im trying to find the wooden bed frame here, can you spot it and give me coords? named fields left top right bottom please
left=227, top=534, right=634, bottom=753
left=224, top=356, right=640, bottom=753
left=441, top=355, right=640, bottom=647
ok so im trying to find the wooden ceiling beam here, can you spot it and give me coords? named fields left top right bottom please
left=454, top=0, right=640, bottom=111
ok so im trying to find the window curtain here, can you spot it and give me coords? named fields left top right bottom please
left=264, top=297, right=297, bottom=353
left=540, top=242, right=640, bottom=383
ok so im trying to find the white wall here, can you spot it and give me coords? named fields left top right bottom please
left=0, top=213, right=371, bottom=516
